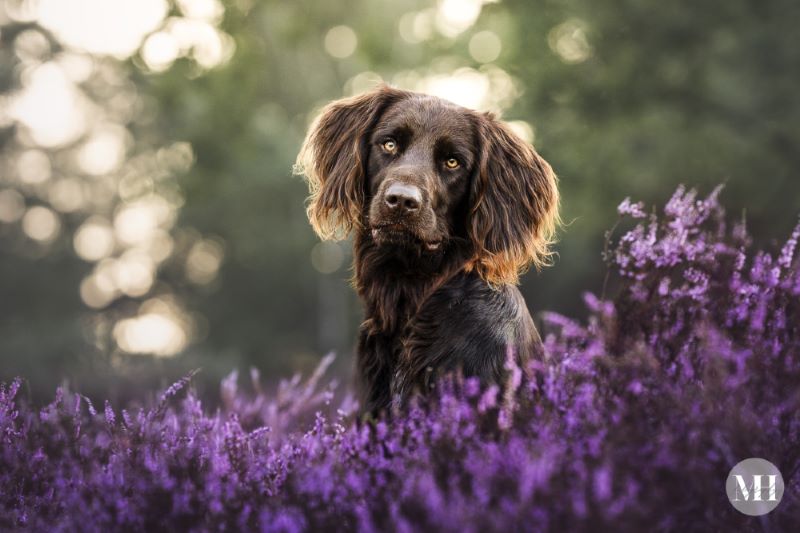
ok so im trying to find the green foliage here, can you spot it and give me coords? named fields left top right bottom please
left=0, top=0, right=798, bottom=400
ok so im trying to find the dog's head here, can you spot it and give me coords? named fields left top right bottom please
left=296, top=85, right=559, bottom=285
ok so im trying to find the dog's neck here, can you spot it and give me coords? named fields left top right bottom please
left=352, top=231, right=471, bottom=335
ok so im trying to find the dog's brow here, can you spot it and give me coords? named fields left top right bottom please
left=373, top=120, right=411, bottom=140
left=435, top=124, right=476, bottom=158
left=435, top=136, right=468, bottom=157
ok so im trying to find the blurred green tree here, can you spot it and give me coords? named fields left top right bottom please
left=1, top=0, right=797, bottom=401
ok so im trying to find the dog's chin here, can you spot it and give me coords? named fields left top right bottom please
left=370, top=225, right=442, bottom=253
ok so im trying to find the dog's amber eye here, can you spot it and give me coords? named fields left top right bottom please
left=382, top=139, right=397, bottom=154
left=445, top=157, right=460, bottom=169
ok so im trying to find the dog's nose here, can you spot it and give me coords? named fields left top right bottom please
left=384, top=183, right=421, bottom=213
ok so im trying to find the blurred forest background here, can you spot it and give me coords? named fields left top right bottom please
left=1, top=0, right=798, bottom=402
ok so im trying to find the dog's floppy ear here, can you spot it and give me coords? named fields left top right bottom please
left=295, top=85, right=408, bottom=240
left=468, top=113, right=560, bottom=285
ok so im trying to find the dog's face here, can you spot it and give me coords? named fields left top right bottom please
left=296, top=85, right=560, bottom=285
left=366, top=97, right=476, bottom=253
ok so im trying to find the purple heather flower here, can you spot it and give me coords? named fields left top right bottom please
left=1, top=185, right=798, bottom=531
left=617, top=197, right=647, bottom=218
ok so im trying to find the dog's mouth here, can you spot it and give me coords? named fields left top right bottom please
left=371, top=224, right=442, bottom=252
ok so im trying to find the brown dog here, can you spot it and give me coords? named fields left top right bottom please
left=296, top=85, right=559, bottom=414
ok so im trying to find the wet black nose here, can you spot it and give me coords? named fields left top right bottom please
left=384, top=183, right=421, bottom=213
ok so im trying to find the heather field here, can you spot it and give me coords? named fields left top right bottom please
left=2, top=187, right=799, bottom=532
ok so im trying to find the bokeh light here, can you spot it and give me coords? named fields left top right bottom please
left=409, top=65, right=518, bottom=113
left=548, top=18, right=592, bottom=64
left=80, top=271, right=116, bottom=309
left=13, top=29, right=50, bottom=62
left=186, top=238, right=225, bottom=284
left=162, top=17, right=234, bottom=70
left=0, top=190, right=26, bottom=223
left=56, top=52, right=94, bottom=83
left=9, top=62, right=89, bottom=147
left=36, top=0, right=168, bottom=58
left=435, top=0, right=485, bottom=37
left=16, top=149, right=51, bottom=184
left=398, top=10, right=435, bottom=44
left=507, top=120, right=535, bottom=144
left=21, top=206, right=60, bottom=243
left=469, top=30, right=502, bottom=63
left=114, top=196, right=175, bottom=246
left=141, top=31, right=180, bottom=72
left=324, top=26, right=358, bottom=59
left=49, top=179, right=86, bottom=213
left=76, top=125, right=129, bottom=176
left=310, top=242, right=345, bottom=274
left=176, top=0, right=224, bottom=23
left=113, top=298, right=189, bottom=356
left=111, top=250, right=156, bottom=297
left=345, top=71, right=384, bottom=96
left=74, top=216, right=115, bottom=262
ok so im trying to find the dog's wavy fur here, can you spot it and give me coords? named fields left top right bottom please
left=296, top=85, right=560, bottom=413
